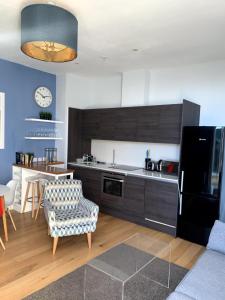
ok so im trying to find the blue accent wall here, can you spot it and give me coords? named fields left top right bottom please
left=0, top=58, right=56, bottom=183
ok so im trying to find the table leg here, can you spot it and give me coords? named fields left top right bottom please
left=0, top=196, right=8, bottom=242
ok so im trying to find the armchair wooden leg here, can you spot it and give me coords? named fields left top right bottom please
left=7, top=209, right=16, bottom=231
left=87, top=232, right=92, bottom=249
left=0, top=237, right=5, bottom=251
left=53, top=237, right=59, bottom=255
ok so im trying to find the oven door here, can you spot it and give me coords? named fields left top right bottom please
left=102, top=174, right=124, bottom=198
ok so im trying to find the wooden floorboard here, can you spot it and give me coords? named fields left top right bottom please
left=0, top=210, right=204, bottom=300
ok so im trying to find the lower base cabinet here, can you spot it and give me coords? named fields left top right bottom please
left=72, top=166, right=101, bottom=205
left=123, top=176, right=145, bottom=217
left=145, top=180, right=178, bottom=235
left=69, top=165, right=178, bottom=236
left=100, top=175, right=145, bottom=225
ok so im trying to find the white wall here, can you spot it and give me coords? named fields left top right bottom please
left=55, top=74, right=67, bottom=161
left=149, top=60, right=225, bottom=126
left=57, top=59, right=225, bottom=164
left=0, top=92, right=5, bottom=149
left=56, top=73, right=122, bottom=161
left=92, top=140, right=180, bottom=167
left=121, top=70, right=150, bottom=107
left=64, top=74, right=122, bottom=109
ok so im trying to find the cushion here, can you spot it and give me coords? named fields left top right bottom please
left=167, top=291, right=194, bottom=300
left=175, top=250, right=225, bottom=300
left=54, top=207, right=96, bottom=227
left=44, top=179, right=83, bottom=206
left=207, top=220, right=225, bottom=255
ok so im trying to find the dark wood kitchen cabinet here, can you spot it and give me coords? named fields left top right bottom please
left=100, top=174, right=145, bottom=218
left=111, top=108, right=137, bottom=141
left=96, top=109, right=117, bottom=140
left=67, top=108, right=83, bottom=162
left=82, top=109, right=101, bottom=139
left=145, top=179, right=178, bottom=235
left=68, top=100, right=200, bottom=162
left=123, top=176, right=145, bottom=217
left=82, top=107, right=137, bottom=141
left=68, top=165, right=179, bottom=236
left=136, top=104, right=182, bottom=144
left=72, top=166, right=102, bottom=205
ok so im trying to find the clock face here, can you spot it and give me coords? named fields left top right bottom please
left=34, top=86, right=53, bottom=108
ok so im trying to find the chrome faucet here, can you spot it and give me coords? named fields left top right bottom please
left=112, top=149, right=116, bottom=166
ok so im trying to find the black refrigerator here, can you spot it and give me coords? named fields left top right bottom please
left=178, top=126, right=225, bottom=245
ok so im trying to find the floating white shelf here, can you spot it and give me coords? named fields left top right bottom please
left=24, top=137, right=63, bottom=140
left=25, top=118, right=64, bottom=124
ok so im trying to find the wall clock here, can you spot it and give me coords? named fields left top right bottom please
left=34, top=86, right=53, bottom=108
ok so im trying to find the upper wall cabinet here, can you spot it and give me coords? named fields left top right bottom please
left=0, top=92, right=5, bottom=149
left=82, top=107, right=137, bottom=141
left=136, top=104, right=183, bottom=143
left=82, top=109, right=100, bottom=139
left=82, top=104, right=187, bottom=144
left=68, top=100, right=200, bottom=161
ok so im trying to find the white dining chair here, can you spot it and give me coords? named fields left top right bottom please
left=4, top=180, right=18, bottom=231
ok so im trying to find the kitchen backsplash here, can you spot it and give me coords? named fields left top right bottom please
left=91, top=140, right=180, bottom=167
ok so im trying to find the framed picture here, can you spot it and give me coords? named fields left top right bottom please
left=0, top=92, right=5, bottom=149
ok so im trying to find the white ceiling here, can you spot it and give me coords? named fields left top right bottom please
left=0, top=0, right=225, bottom=75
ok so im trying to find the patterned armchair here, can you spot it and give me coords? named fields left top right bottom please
left=43, top=179, right=99, bottom=255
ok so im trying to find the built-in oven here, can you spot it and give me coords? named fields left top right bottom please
left=101, top=172, right=125, bottom=202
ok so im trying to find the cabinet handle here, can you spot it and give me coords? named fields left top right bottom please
left=103, top=177, right=124, bottom=183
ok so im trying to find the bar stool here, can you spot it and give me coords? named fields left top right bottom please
left=22, top=175, right=48, bottom=218
left=35, top=178, right=49, bottom=220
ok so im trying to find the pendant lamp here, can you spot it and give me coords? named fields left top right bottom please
left=21, top=4, right=78, bottom=62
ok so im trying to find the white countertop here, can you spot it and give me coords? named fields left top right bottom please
left=68, top=162, right=178, bottom=184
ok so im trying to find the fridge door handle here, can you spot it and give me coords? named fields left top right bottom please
left=181, top=170, right=184, bottom=192
left=178, top=170, right=184, bottom=215
left=179, top=194, right=183, bottom=215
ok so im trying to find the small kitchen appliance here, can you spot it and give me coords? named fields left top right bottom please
left=145, top=160, right=155, bottom=171
left=82, top=154, right=94, bottom=163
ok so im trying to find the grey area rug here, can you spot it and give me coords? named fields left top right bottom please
left=24, top=244, right=188, bottom=300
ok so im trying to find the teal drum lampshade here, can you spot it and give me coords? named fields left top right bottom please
left=21, top=4, right=78, bottom=62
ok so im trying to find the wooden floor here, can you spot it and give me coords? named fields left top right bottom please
left=0, top=210, right=204, bottom=300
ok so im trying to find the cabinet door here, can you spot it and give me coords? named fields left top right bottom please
left=73, top=167, right=101, bottom=205
left=145, top=180, right=178, bottom=227
left=97, top=108, right=117, bottom=140
left=136, top=105, right=182, bottom=143
left=82, top=110, right=100, bottom=139
left=113, top=108, right=137, bottom=141
left=68, top=108, right=82, bottom=161
left=123, top=176, right=145, bottom=217
left=158, top=104, right=182, bottom=144
left=136, top=106, right=160, bottom=142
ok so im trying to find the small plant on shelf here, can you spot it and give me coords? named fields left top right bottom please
left=39, top=111, right=52, bottom=120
